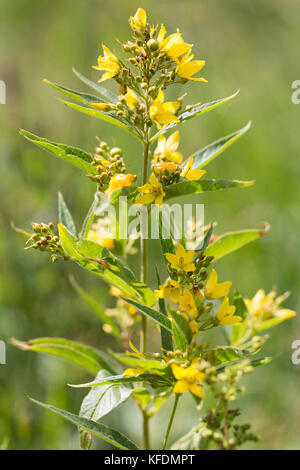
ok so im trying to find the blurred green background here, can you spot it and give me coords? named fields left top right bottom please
left=0, top=0, right=299, bottom=450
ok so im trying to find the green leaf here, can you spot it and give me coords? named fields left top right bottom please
left=44, top=79, right=105, bottom=105
left=58, top=223, right=156, bottom=306
left=113, top=354, right=168, bottom=374
left=169, top=309, right=192, bottom=345
left=79, top=198, right=98, bottom=241
left=80, top=370, right=132, bottom=422
left=253, top=317, right=292, bottom=333
left=30, top=398, right=139, bottom=450
left=205, top=224, right=269, bottom=261
left=156, top=268, right=173, bottom=351
left=73, top=68, right=119, bottom=104
left=152, top=90, right=239, bottom=140
left=11, top=337, right=116, bottom=375
left=203, top=346, right=253, bottom=366
left=70, top=276, right=121, bottom=338
left=121, top=297, right=172, bottom=332
left=58, top=98, right=141, bottom=139
left=185, top=122, right=251, bottom=170
left=164, top=179, right=255, bottom=200
left=70, top=373, right=161, bottom=388
left=58, top=192, right=76, bottom=237
left=172, top=322, right=186, bottom=352
left=19, top=129, right=97, bottom=175
left=231, top=290, right=248, bottom=343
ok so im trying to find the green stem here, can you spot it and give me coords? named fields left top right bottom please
left=162, top=394, right=180, bottom=450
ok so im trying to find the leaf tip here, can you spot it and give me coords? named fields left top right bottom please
left=258, top=221, right=270, bottom=236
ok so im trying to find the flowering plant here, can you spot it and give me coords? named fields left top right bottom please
left=13, top=8, right=296, bottom=450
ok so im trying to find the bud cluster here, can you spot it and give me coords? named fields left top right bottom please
left=26, top=222, right=68, bottom=262
left=89, top=140, right=125, bottom=189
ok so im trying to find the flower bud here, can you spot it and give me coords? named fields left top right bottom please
left=147, top=39, right=159, bottom=51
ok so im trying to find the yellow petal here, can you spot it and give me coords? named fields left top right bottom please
left=189, top=384, right=205, bottom=398
left=206, top=269, right=218, bottom=296
left=124, top=368, right=145, bottom=377
left=171, top=364, right=187, bottom=380
left=211, top=281, right=232, bottom=299
left=174, top=379, right=189, bottom=394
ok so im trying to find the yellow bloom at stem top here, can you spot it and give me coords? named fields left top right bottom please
left=159, top=27, right=193, bottom=60
left=171, top=360, right=205, bottom=398
left=137, top=173, right=165, bottom=206
left=154, top=131, right=183, bottom=164
left=149, top=90, right=180, bottom=127
left=93, top=45, right=120, bottom=83
left=181, top=156, right=206, bottom=181
left=205, top=268, right=232, bottom=299
left=179, top=289, right=198, bottom=318
left=245, top=289, right=296, bottom=322
left=176, top=52, right=207, bottom=82
left=217, top=296, right=242, bottom=325
left=165, top=243, right=195, bottom=272
left=124, top=88, right=139, bottom=109
left=106, top=173, right=136, bottom=195
left=129, top=8, right=147, bottom=30
left=154, top=280, right=182, bottom=303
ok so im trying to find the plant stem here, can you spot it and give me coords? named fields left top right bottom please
left=140, top=139, right=149, bottom=354
left=162, top=394, right=180, bottom=450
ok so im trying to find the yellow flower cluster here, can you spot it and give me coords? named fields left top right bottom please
left=245, top=289, right=296, bottom=323
left=171, top=360, right=205, bottom=398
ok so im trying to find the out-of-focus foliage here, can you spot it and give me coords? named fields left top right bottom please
left=0, top=0, right=299, bottom=449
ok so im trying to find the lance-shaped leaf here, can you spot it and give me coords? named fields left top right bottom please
left=203, top=346, right=253, bottom=366
left=44, top=79, right=105, bottom=105
left=184, top=122, right=251, bottom=170
left=205, top=223, right=270, bottom=261
left=79, top=198, right=97, bottom=241
left=73, top=68, right=119, bottom=104
left=19, top=129, right=98, bottom=175
left=156, top=268, right=173, bottom=351
left=11, top=337, right=116, bottom=375
left=58, top=192, right=77, bottom=237
left=121, top=297, right=172, bottom=332
left=231, top=290, right=248, bottom=343
left=164, top=178, right=255, bottom=200
left=70, top=373, right=167, bottom=388
left=112, top=354, right=169, bottom=374
left=80, top=370, right=132, bottom=422
left=169, top=309, right=192, bottom=346
left=58, top=98, right=141, bottom=139
left=70, top=276, right=121, bottom=338
left=152, top=90, right=239, bottom=141
left=30, top=398, right=139, bottom=450
left=58, top=223, right=156, bottom=306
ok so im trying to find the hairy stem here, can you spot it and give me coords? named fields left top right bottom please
left=162, top=394, right=180, bottom=450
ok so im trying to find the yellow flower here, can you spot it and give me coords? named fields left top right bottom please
left=124, top=88, right=139, bottom=110
left=124, top=368, right=145, bottom=377
left=129, top=8, right=147, bottom=30
left=245, top=289, right=296, bottom=322
left=165, top=243, right=195, bottom=272
left=171, top=360, right=205, bottom=398
left=93, top=45, right=120, bottom=83
left=154, top=131, right=183, bottom=164
left=189, top=320, right=199, bottom=337
left=217, top=296, right=242, bottom=325
left=152, top=161, right=179, bottom=175
left=136, top=173, right=165, bottom=206
left=86, top=230, right=115, bottom=250
left=159, top=27, right=192, bottom=60
left=154, top=280, right=182, bottom=303
left=181, top=156, right=206, bottom=181
left=176, top=52, right=207, bottom=82
left=91, top=102, right=113, bottom=112
left=106, top=173, right=136, bottom=195
left=205, top=269, right=232, bottom=300
left=149, top=90, right=180, bottom=127
left=179, top=289, right=198, bottom=318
